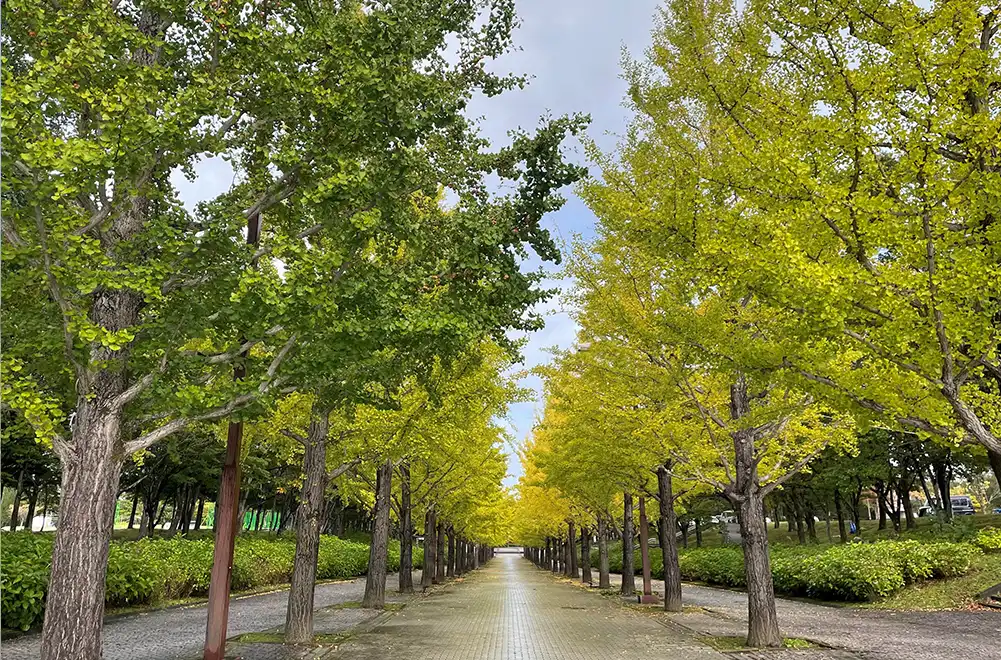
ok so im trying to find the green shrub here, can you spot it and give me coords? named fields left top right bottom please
left=317, top=536, right=371, bottom=579
left=1, top=532, right=401, bottom=631
left=800, top=543, right=905, bottom=600
left=0, top=533, right=52, bottom=631
left=678, top=547, right=746, bottom=587
left=666, top=539, right=981, bottom=602
left=973, top=527, right=1001, bottom=553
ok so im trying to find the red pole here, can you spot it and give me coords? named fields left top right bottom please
left=204, top=212, right=262, bottom=660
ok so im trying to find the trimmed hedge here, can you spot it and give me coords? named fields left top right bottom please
left=1, top=533, right=424, bottom=631
left=676, top=541, right=980, bottom=601
left=591, top=538, right=981, bottom=602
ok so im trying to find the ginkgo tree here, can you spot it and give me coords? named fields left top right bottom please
left=534, top=224, right=856, bottom=646
left=610, top=0, right=1001, bottom=485
left=2, top=1, right=585, bottom=657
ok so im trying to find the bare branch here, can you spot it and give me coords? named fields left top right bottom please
left=280, top=429, right=308, bottom=445
left=123, top=391, right=258, bottom=455
left=111, top=354, right=168, bottom=410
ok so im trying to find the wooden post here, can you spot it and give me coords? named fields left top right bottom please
left=204, top=211, right=261, bottom=660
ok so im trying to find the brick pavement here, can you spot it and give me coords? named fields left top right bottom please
left=1, top=573, right=417, bottom=660
left=601, top=572, right=1001, bottom=660
left=329, top=553, right=724, bottom=660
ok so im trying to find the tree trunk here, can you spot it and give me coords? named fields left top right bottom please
left=362, top=459, right=392, bottom=608
left=446, top=527, right=456, bottom=577
left=41, top=399, right=126, bottom=660
left=128, top=490, right=139, bottom=530
left=621, top=492, right=635, bottom=596
left=875, top=481, right=889, bottom=530
left=580, top=525, right=592, bottom=585
left=988, top=449, right=1001, bottom=497
left=194, top=496, right=205, bottom=531
left=398, top=463, right=414, bottom=594
left=284, top=409, right=329, bottom=644
left=678, top=519, right=689, bottom=548
left=695, top=518, right=703, bottom=547
left=834, top=490, right=848, bottom=542
left=597, top=515, right=610, bottom=589
left=899, top=479, right=916, bottom=530
left=421, top=509, right=435, bottom=590
left=805, top=507, right=817, bottom=543
left=794, top=498, right=807, bottom=543
left=657, top=464, right=682, bottom=612
left=568, top=520, right=577, bottom=578
left=435, top=520, right=445, bottom=584
left=23, top=486, right=39, bottom=531
left=730, top=377, right=781, bottom=648
left=933, top=458, right=953, bottom=522
left=10, top=468, right=24, bottom=530
left=739, top=490, right=781, bottom=648
left=563, top=532, right=571, bottom=577
left=139, top=493, right=156, bottom=538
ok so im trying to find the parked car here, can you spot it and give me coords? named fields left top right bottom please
left=951, top=495, right=976, bottom=515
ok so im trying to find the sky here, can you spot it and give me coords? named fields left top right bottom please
left=460, top=1, right=663, bottom=487
left=172, top=0, right=664, bottom=489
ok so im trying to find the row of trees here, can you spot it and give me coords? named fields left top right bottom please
left=2, top=1, right=581, bottom=658
left=514, top=0, right=1000, bottom=649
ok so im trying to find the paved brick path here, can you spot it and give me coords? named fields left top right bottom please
left=1, top=573, right=416, bottom=660
left=603, top=572, right=1001, bottom=660
left=330, top=553, right=723, bottom=660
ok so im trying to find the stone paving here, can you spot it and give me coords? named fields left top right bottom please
left=602, top=572, right=1001, bottom=660
left=329, top=552, right=724, bottom=660
left=1, top=573, right=418, bottom=660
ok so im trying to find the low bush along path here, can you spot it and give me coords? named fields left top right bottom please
left=1, top=572, right=416, bottom=660
left=603, top=572, right=1001, bottom=660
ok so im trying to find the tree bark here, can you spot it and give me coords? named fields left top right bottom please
left=435, top=519, right=445, bottom=583
left=10, top=467, right=24, bottom=530
left=398, top=463, right=414, bottom=594
left=128, top=490, right=139, bottom=530
left=657, top=464, right=682, bottom=612
left=41, top=406, right=125, bottom=660
left=898, top=478, right=916, bottom=530
left=361, top=459, right=392, bottom=608
left=597, top=515, right=610, bottom=589
left=563, top=532, right=571, bottom=577
left=421, top=509, right=435, bottom=590
left=730, top=376, right=781, bottom=648
left=284, top=410, right=329, bottom=643
left=580, top=525, right=592, bottom=585
left=621, top=492, right=635, bottom=596
left=23, top=486, right=39, bottom=531
left=933, top=458, right=953, bottom=522
left=988, top=449, right=1001, bottom=497
left=194, top=496, right=205, bottom=531
left=568, top=520, right=577, bottom=578
left=834, top=490, right=848, bottom=543
left=739, top=490, right=781, bottom=647
left=446, top=526, right=456, bottom=577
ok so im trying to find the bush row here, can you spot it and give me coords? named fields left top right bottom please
left=591, top=539, right=981, bottom=602
left=1, top=533, right=423, bottom=632
left=680, top=541, right=980, bottom=601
